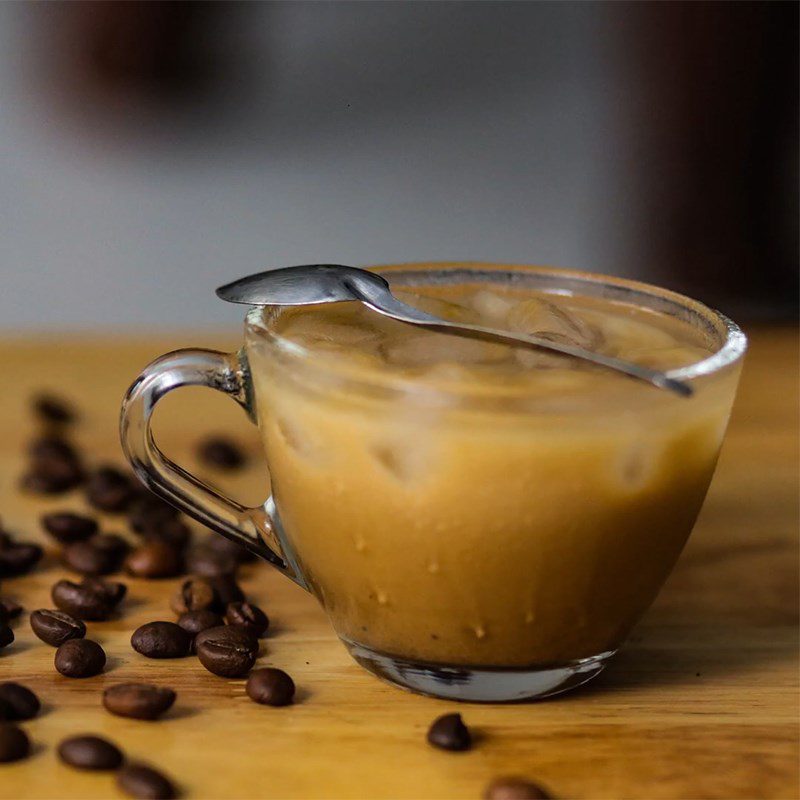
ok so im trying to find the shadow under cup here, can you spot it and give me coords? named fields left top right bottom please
left=242, top=264, right=746, bottom=701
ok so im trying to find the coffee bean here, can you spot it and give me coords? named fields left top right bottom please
left=117, top=763, right=176, bottom=799
left=0, top=723, right=29, bottom=762
left=0, top=541, right=43, bottom=578
left=186, top=547, right=238, bottom=579
left=139, top=519, right=192, bottom=550
left=128, top=493, right=179, bottom=534
left=0, top=599, right=22, bottom=621
left=225, top=602, right=269, bottom=638
left=41, top=512, right=98, bottom=544
left=62, top=534, right=129, bottom=576
left=207, top=574, right=244, bottom=608
left=0, top=626, right=13, bottom=648
left=427, top=713, right=472, bottom=751
left=483, top=778, right=552, bottom=800
left=206, top=534, right=257, bottom=564
left=32, top=392, right=76, bottom=425
left=58, top=735, right=123, bottom=770
left=28, top=434, right=78, bottom=462
left=246, top=668, right=294, bottom=706
left=195, top=625, right=257, bottom=678
left=30, top=609, right=86, bottom=646
left=55, top=638, right=106, bottom=678
left=131, top=622, right=191, bottom=659
left=0, top=684, right=40, bottom=721
left=81, top=576, right=127, bottom=607
left=103, top=683, right=176, bottom=720
left=125, top=541, right=183, bottom=579
left=86, top=466, right=137, bottom=513
left=170, top=578, right=216, bottom=615
left=197, top=436, right=246, bottom=470
left=176, top=610, right=223, bottom=646
left=52, top=579, right=114, bottom=621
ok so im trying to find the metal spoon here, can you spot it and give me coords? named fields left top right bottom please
left=216, top=264, right=692, bottom=397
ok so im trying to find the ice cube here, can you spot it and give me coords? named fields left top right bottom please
left=470, top=289, right=516, bottom=321
left=370, top=440, right=424, bottom=482
left=381, top=331, right=510, bottom=367
left=506, top=297, right=603, bottom=350
left=274, top=415, right=316, bottom=459
left=393, top=291, right=477, bottom=323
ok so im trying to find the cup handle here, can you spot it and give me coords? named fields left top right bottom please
left=120, top=347, right=306, bottom=588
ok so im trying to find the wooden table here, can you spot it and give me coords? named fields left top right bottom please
left=0, top=327, right=796, bottom=800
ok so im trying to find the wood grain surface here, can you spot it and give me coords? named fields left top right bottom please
left=0, top=327, right=796, bottom=800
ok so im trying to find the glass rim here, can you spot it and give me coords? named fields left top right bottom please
left=245, top=262, right=747, bottom=385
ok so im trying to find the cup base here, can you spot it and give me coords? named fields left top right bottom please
left=343, top=639, right=616, bottom=702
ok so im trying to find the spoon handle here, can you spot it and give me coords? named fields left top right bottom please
left=348, top=279, right=693, bottom=398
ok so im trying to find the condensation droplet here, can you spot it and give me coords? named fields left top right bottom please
left=377, top=591, right=388, bottom=605
left=427, top=561, right=440, bottom=574
left=473, top=625, right=486, bottom=640
left=354, top=537, right=366, bottom=553
left=524, top=610, right=535, bottom=624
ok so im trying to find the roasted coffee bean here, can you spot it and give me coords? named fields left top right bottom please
left=128, top=493, right=179, bottom=534
left=32, top=393, right=76, bottom=425
left=427, top=713, right=472, bottom=751
left=30, top=609, right=86, bottom=646
left=195, top=625, right=257, bottom=678
left=58, top=735, right=123, bottom=770
left=197, top=436, right=246, bottom=470
left=125, top=541, right=183, bottom=579
left=86, top=466, right=137, bottom=513
left=103, top=683, right=176, bottom=720
left=207, top=574, right=244, bottom=608
left=139, top=518, right=192, bottom=550
left=81, top=576, right=127, bottom=607
left=176, top=610, right=223, bottom=646
left=0, top=723, right=29, bottom=762
left=482, top=778, right=552, bottom=800
left=246, top=668, right=294, bottom=706
left=131, top=622, right=191, bottom=659
left=63, top=534, right=129, bottom=576
left=55, top=638, right=106, bottom=678
left=206, top=533, right=257, bottom=564
left=185, top=547, right=238, bottom=579
left=52, top=579, right=113, bottom=620
left=0, top=542, right=43, bottom=578
left=0, top=684, right=39, bottom=721
left=0, top=626, right=13, bottom=648
left=28, top=434, right=78, bottom=462
left=170, top=578, right=216, bottom=615
left=41, top=512, right=98, bottom=544
left=117, top=763, right=176, bottom=799
left=225, top=602, right=269, bottom=638
left=0, top=599, right=22, bottom=622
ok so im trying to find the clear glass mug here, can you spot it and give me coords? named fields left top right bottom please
left=120, top=263, right=747, bottom=701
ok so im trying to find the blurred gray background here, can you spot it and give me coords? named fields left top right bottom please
left=0, top=1, right=796, bottom=331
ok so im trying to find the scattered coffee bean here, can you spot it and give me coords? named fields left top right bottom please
left=0, top=541, right=43, bottom=578
left=246, top=668, right=294, bottom=706
left=22, top=437, right=84, bottom=494
left=30, top=609, right=86, bottom=646
left=55, top=638, right=106, bottom=678
left=0, top=626, right=13, bottom=648
left=170, top=578, right=217, bottom=616
left=81, top=576, right=127, bottom=606
left=207, top=574, right=244, bottom=608
left=41, top=512, right=98, bottom=544
left=32, top=392, right=76, bottom=425
left=176, top=610, right=223, bottom=646
left=58, top=735, right=123, bottom=770
left=186, top=547, right=238, bottom=579
left=206, top=534, right=257, bottom=564
left=197, top=436, right=246, bottom=470
left=0, top=684, right=40, bottom=721
left=139, top=518, right=192, bottom=550
left=0, top=723, right=29, bottom=762
left=225, top=602, right=269, bottom=638
left=125, top=541, right=183, bottom=579
left=128, top=493, right=180, bottom=533
left=131, top=622, right=191, bottom=659
left=62, top=533, right=128, bottom=576
left=86, top=466, right=137, bottom=512
left=117, top=762, right=176, bottom=799
left=28, top=435, right=79, bottom=462
left=427, top=713, right=472, bottom=751
left=103, top=683, right=176, bottom=721
left=0, top=599, right=22, bottom=621
left=483, top=778, right=552, bottom=800
left=52, top=579, right=115, bottom=620
left=195, top=625, right=257, bottom=678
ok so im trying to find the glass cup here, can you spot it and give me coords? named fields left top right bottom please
left=120, top=263, right=746, bottom=701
